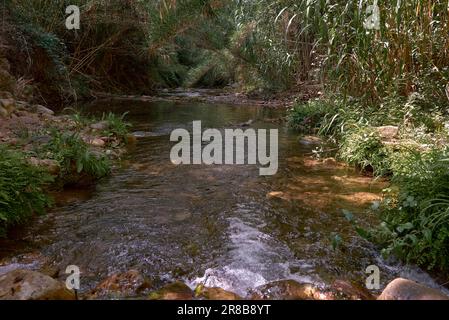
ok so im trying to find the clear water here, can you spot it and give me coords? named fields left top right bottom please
left=0, top=100, right=445, bottom=297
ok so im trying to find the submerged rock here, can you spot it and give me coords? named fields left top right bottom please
left=299, top=135, right=322, bottom=145
left=0, top=269, right=75, bottom=300
left=331, top=280, right=375, bottom=300
left=149, top=282, right=194, bottom=300
left=195, top=285, right=242, bottom=300
left=378, top=278, right=449, bottom=300
left=250, top=280, right=326, bottom=300
left=88, top=270, right=152, bottom=299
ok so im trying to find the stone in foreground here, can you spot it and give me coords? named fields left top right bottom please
left=378, top=278, right=449, bottom=300
left=0, top=269, right=75, bottom=300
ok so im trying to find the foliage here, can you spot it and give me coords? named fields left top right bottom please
left=35, top=131, right=110, bottom=180
left=0, top=146, right=53, bottom=236
left=338, top=126, right=391, bottom=176
left=371, top=148, right=449, bottom=270
left=100, top=112, right=131, bottom=142
left=287, top=100, right=333, bottom=133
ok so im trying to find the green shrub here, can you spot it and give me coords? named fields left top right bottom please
left=288, top=100, right=334, bottom=133
left=0, top=146, right=53, bottom=236
left=100, top=112, right=131, bottom=142
left=372, top=147, right=449, bottom=270
left=36, top=131, right=111, bottom=181
left=338, top=126, right=391, bottom=176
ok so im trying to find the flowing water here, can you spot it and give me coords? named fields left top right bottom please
left=0, top=99, right=444, bottom=297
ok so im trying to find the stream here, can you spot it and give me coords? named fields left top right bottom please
left=0, top=99, right=444, bottom=297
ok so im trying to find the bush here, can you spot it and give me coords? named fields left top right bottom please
left=0, top=146, right=53, bottom=236
left=35, top=131, right=111, bottom=182
left=287, top=100, right=334, bottom=133
left=372, top=147, right=449, bottom=270
left=338, top=126, right=391, bottom=176
left=100, top=112, right=131, bottom=142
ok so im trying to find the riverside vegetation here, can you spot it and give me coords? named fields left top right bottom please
left=1, top=0, right=449, bottom=295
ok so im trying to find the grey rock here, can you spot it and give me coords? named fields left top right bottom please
left=35, top=105, right=55, bottom=115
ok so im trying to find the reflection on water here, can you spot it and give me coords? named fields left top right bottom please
left=0, top=100, right=443, bottom=296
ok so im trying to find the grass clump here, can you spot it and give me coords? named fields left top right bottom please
left=35, top=131, right=111, bottom=183
left=100, top=112, right=131, bottom=142
left=338, top=126, right=391, bottom=177
left=0, top=146, right=53, bottom=236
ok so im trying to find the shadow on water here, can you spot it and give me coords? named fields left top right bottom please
left=0, top=100, right=444, bottom=296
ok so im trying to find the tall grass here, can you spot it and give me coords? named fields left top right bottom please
left=0, top=146, right=53, bottom=236
left=235, top=0, right=449, bottom=103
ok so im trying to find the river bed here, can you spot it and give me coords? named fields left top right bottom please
left=0, top=99, right=444, bottom=298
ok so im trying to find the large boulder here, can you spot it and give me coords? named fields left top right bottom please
left=0, top=269, right=75, bottom=300
left=250, top=280, right=325, bottom=300
left=378, top=278, right=449, bottom=300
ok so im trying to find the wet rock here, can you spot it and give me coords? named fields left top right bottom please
left=250, top=280, right=323, bottom=300
left=299, top=135, right=322, bottom=145
left=331, top=280, right=375, bottom=300
left=89, top=270, right=152, bottom=299
left=376, top=126, right=399, bottom=140
left=149, top=282, right=194, bottom=300
left=0, top=269, right=75, bottom=300
left=35, top=105, right=54, bottom=115
left=378, top=278, right=449, bottom=300
left=195, top=285, right=242, bottom=300
left=29, top=157, right=60, bottom=175
left=90, top=121, right=109, bottom=131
